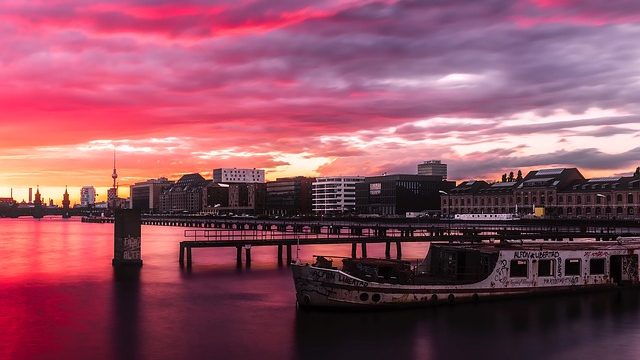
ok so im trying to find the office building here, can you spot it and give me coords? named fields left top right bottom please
left=130, top=178, right=174, bottom=212
left=158, top=173, right=209, bottom=213
left=443, top=167, right=640, bottom=219
left=418, top=160, right=448, bottom=180
left=356, top=174, right=455, bottom=216
left=80, top=186, right=97, bottom=206
left=312, top=176, right=364, bottom=214
left=213, top=168, right=265, bottom=184
left=266, top=177, right=314, bottom=216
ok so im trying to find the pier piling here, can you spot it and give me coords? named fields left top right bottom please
left=385, top=241, right=391, bottom=258
left=186, top=246, right=192, bottom=268
left=286, top=245, right=292, bottom=265
left=245, top=246, right=251, bottom=268
left=396, top=241, right=402, bottom=259
left=277, top=244, right=283, bottom=265
left=236, top=246, right=242, bottom=267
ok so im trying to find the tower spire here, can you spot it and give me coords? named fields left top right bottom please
left=112, top=147, right=118, bottom=191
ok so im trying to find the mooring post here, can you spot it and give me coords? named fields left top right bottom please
left=385, top=241, right=391, bottom=258
left=286, top=244, right=292, bottom=265
left=396, top=241, right=402, bottom=259
left=245, top=246, right=252, bottom=268
left=186, top=246, right=192, bottom=268
left=179, top=243, right=185, bottom=267
left=361, top=241, right=367, bottom=258
left=351, top=243, right=357, bottom=258
left=277, top=244, right=283, bottom=265
left=236, top=246, right=242, bottom=267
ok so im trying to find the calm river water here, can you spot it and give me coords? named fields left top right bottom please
left=2, top=217, right=640, bottom=360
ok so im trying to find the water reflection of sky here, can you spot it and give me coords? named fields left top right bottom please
left=2, top=218, right=640, bottom=359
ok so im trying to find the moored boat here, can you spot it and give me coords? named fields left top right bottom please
left=292, top=237, right=640, bottom=308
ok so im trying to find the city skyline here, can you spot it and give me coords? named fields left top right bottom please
left=2, top=1, right=640, bottom=202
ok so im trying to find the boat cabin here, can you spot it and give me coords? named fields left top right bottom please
left=423, top=244, right=499, bottom=283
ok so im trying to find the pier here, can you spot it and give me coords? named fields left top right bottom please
left=177, top=225, right=640, bottom=268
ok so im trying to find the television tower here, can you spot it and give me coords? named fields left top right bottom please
left=112, top=148, right=118, bottom=193
left=109, top=148, right=119, bottom=210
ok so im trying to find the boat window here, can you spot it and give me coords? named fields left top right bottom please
left=480, top=255, right=490, bottom=275
left=510, top=260, right=528, bottom=278
left=565, top=259, right=581, bottom=276
left=538, top=259, right=555, bottom=277
left=589, top=258, right=606, bottom=275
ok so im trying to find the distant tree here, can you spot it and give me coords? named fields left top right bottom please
left=635, top=167, right=640, bottom=177
left=508, top=171, right=515, bottom=182
left=516, top=170, right=523, bottom=181
left=501, top=173, right=508, bottom=182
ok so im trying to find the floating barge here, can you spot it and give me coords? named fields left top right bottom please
left=292, top=237, right=640, bottom=308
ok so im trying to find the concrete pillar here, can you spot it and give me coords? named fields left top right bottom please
left=236, top=246, right=242, bottom=267
left=361, top=242, right=367, bottom=258
left=385, top=241, right=391, bottom=258
left=286, top=245, right=292, bottom=265
left=277, top=244, right=283, bottom=265
left=112, top=209, right=143, bottom=267
left=245, top=246, right=251, bottom=268
left=396, top=241, right=402, bottom=259
left=179, top=243, right=185, bottom=267
left=352, top=243, right=357, bottom=258
left=186, top=246, right=192, bottom=268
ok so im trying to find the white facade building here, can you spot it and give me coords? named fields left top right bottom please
left=213, top=168, right=265, bottom=183
left=418, top=160, right=447, bottom=180
left=312, top=176, right=364, bottom=214
left=80, top=186, right=96, bottom=206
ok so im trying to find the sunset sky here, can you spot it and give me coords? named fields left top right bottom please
left=1, top=0, right=639, bottom=203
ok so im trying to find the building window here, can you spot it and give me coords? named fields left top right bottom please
left=576, top=196, right=582, bottom=205
left=510, top=260, right=528, bottom=278
left=558, top=195, right=564, bottom=203
left=617, top=194, right=623, bottom=203
left=567, top=195, right=573, bottom=204
left=589, top=258, right=606, bottom=275
left=538, top=259, right=555, bottom=277
left=565, top=259, right=581, bottom=276
left=629, top=194, right=634, bottom=204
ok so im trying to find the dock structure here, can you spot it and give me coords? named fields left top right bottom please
left=84, top=215, right=640, bottom=240
left=177, top=225, right=640, bottom=268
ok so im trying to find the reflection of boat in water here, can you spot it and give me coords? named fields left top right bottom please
left=292, top=238, right=640, bottom=308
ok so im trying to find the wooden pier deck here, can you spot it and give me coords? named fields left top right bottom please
left=178, top=228, right=639, bottom=268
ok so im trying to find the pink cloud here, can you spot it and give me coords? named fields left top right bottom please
left=0, top=0, right=639, bottom=200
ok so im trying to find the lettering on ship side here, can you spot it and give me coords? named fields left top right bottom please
left=513, top=251, right=560, bottom=260
left=310, top=270, right=336, bottom=282
left=337, top=274, right=369, bottom=288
